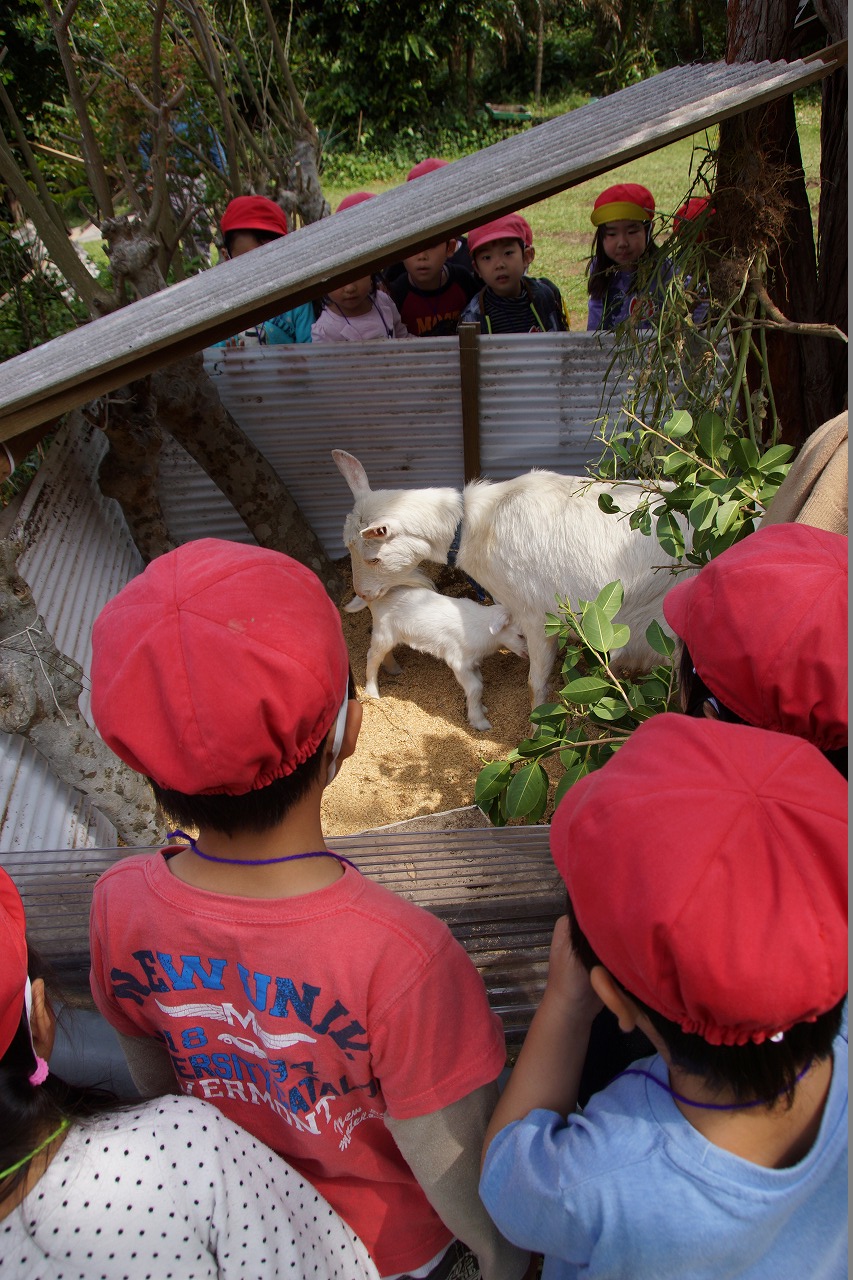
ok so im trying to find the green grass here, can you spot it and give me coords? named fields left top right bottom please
left=326, top=92, right=823, bottom=331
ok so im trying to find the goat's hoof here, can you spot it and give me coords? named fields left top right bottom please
left=364, top=686, right=380, bottom=699
left=470, top=716, right=492, bottom=732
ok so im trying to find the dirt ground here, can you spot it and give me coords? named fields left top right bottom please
left=321, top=561, right=539, bottom=836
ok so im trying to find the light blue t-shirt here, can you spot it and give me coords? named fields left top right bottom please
left=480, top=1034, right=847, bottom=1279
left=214, top=301, right=314, bottom=347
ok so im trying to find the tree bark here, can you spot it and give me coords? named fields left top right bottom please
left=719, top=0, right=847, bottom=445
left=0, top=540, right=163, bottom=846
left=534, top=3, right=545, bottom=108
left=814, top=0, right=848, bottom=415
left=151, top=354, right=345, bottom=598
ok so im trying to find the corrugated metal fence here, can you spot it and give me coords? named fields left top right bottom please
left=1, top=331, right=625, bottom=852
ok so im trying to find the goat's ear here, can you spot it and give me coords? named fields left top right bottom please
left=343, top=595, right=368, bottom=614
left=488, top=606, right=511, bottom=635
left=361, top=524, right=390, bottom=541
left=333, top=450, right=371, bottom=496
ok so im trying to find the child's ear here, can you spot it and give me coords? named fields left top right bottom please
left=589, top=966, right=640, bottom=1033
left=523, top=245, right=536, bottom=267
left=445, top=238, right=458, bottom=259
left=29, top=977, right=57, bottom=1061
left=338, top=699, right=363, bottom=764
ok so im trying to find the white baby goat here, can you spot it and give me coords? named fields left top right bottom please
left=344, top=570, right=528, bottom=731
left=333, top=449, right=688, bottom=710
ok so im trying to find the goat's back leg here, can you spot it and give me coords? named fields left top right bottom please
left=526, top=628, right=558, bottom=711
left=364, top=636, right=394, bottom=698
left=381, top=648, right=402, bottom=676
left=450, top=660, right=491, bottom=732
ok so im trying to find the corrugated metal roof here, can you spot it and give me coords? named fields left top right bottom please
left=6, top=826, right=561, bottom=1043
left=0, top=50, right=841, bottom=436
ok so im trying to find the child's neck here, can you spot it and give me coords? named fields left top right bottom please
left=331, top=296, right=372, bottom=318
left=667, top=1054, right=834, bottom=1169
left=165, top=791, right=343, bottom=899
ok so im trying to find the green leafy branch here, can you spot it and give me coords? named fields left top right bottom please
left=474, top=580, right=676, bottom=826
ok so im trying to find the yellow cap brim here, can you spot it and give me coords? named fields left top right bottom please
left=591, top=201, right=652, bottom=226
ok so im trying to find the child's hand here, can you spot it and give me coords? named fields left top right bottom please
left=544, top=915, right=603, bottom=1024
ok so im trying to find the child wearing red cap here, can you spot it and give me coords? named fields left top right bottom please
left=87, top=540, right=530, bottom=1280
left=0, top=867, right=381, bottom=1278
left=586, top=182, right=669, bottom=332
left=216, top=195, right=314, bottom=346
left=480, top=714, right=848, bottom=1278
left=387, top=234, right=478, bottom=336
left=664, top=522, right=848, bottom=775
left=312, top=193, right=412, bottom=343
left=460, top=214, right=568, bottom=333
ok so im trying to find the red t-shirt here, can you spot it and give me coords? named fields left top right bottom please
left=389, top=263, right=478, bottom=336
left=89, top=853, right=506, bottom=1275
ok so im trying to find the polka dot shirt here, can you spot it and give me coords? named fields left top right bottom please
left=0, top=1095, right=380, bottom=1279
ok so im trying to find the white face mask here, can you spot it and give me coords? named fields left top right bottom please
left=326, top=695, right=350, bottom=785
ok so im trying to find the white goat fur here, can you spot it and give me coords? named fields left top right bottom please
left=333, top=450, right=685, bottom=709
left=344, top=569, right=528, bottom=731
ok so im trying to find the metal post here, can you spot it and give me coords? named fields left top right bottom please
left=457, top=322, right=481, bottom=482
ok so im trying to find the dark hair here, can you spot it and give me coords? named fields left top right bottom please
left=678, top=642, right=848, bottom=778
left=223, top=227, right=282, bottom=256
left=151, top=738, right=326, bottom=836
left=565, top=896, right=844, bottom=1109
left=150, top=675, right=357, bottom=837
left=0, top=944, right=129, bottom=1209
left=677, top=642, right=744, bottom=723
left=586, top=224, right=660, bottom=303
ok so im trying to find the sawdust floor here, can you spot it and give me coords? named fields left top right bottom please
left=321, top=562, right=553, bottom=836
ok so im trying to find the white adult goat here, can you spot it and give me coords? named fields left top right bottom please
left=344, top=569, right=528, bottom=731
left=333, top=450, right=684, bottom=709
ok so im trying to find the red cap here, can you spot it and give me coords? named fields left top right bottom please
left=591, top=183, right=655, bottom=226
left=220, top=195, right=289, bottom=237
left=663, top=524, right=847, bottom=750
left=336, top=192, right=376, bottom=211
left=550, top=715, right=849, bottom=1046
left=468, top=214, right=533, bottom=254
left=90, top=540, right=349, bottom=796
left=0, top=867, right=27, bottom=1059
left=407, top=158, right=449, bottom=181
left=674, top=196, right=714, bottom=230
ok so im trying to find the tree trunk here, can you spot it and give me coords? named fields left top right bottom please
left=465, top=44, right=476, bottom=121
left=0, top=540, right=163, bottom=846
left=151, top=354, right=345, bottom=598
left=814, top=0, right=848, bottom=416
left=94, top=386, right=177, bottom=564
left=534, top=3, right=545, bottom=109
left=718, top=0, right=847, bottom=445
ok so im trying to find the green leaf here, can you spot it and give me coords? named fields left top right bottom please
left=580, top=601, right=615, bottom=652
left=544, top=612, right=563, bottom=637
left=560, top=676, right=613, bottom=704
left=474, top=760, right=512, bottom=806
left=595, top=579, right=624, bottom=620
left=662, top=451, right=690, bottom=477
left=714, top=499, right=741, bottom=535
left=530, top=701, right=563, bottom=723
left=687, top=491, right=719, bottom=531
left=656, top=510, right=686, bottom=558
left=695, top=411, right=725, bottom=461
left=486, top=796, right=507, bottom=827
left=661, top=410, right=693, bottom=439
left=559, top=748, right=581, bottom=769
left=645, top=618, right=675, bottom=657
left=505, top=762, right=549, bottom=818
left=640, top=676, right=670, bottom=700
left=610, top=623, right=631, bottom=649
left=590, top=696, right=629, bottom=722
left=515, top=735, right=561, bottom=759
left=757, top=444, right=794, bottom=473
left=553, top=761, right=591, bottom=805
left=729, top=437, right=760, bottom=472
left=597, top=493, right=621, bottom=514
